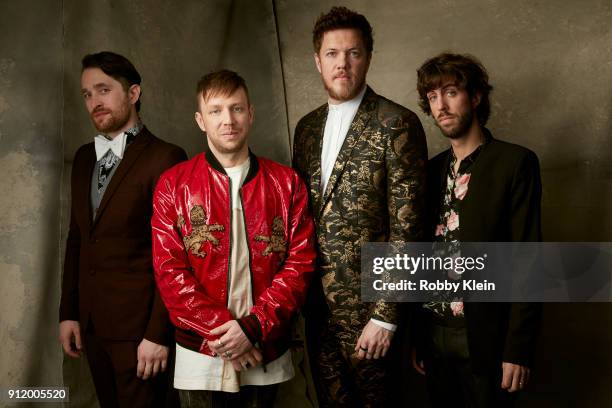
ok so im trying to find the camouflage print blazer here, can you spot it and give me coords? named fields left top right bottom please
left=292, top=86, right=428, bottom=329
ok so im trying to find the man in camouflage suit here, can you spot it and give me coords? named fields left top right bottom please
left=292, top=7, right=427, bottom=407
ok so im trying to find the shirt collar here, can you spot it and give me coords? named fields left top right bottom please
left=327, top=85, right=367, bottom=113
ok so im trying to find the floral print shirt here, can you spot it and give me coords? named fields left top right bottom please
left=423, top=143, right=485, bottom=325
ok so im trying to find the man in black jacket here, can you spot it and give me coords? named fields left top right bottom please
left=411, top=53, right=542, bottom=408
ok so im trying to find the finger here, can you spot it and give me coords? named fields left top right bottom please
left=142, top=360, right=153, bottom=380
left=210, top=322, right=231, bottom=336
left=382, top=343, right=391, bottom=358
left=136, top=356, right=145, bottom=379
left=74, top=328, right=83, bottom=351
left=369, top=341, right=380, bottom=359
left=151, top=361, right=160, bottom=378
left=161, top=358, right=167, bottom=373
left=501, top=365, right=512, bottom=390
left=231, top=360, right=242, bottom=372
left=510, top=368, right=522, bottom=392
left=61, top=340, right=79, bottom=358
left=252, top=348, right=263, bottom=363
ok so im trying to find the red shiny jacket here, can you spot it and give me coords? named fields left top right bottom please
left=152, top=150, right=315, bottom=361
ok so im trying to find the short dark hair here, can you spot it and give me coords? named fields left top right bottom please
left=196, top=69, right=250, bottom=108
left=82, top=51, right=142, bottom=112
left=312, top=6, right=373, bottom=55
left=417, top=53, right=493, bottom=126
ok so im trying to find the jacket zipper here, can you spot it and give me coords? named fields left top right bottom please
left=240, top=188, right=266, bottom=372
left=226, top=176, right=232, bottom=308
left=238, top=189, right=255, bottom=308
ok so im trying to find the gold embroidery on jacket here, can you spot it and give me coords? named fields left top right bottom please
left=178, top=205, right=224, bottom=258
left=254, top=216, right=287, bottom=260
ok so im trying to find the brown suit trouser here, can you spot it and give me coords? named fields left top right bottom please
left=84, top=324, right=177, bottom=408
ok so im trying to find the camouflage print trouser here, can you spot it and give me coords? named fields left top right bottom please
left=308, top=320, right=389, bottom=408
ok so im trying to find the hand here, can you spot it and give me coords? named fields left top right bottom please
left=59, top=320, right=82, bottom=358
left=136, top=338, right=168, bottom=380
left=354, top=320, right=394, bottom=360
left=411, top=348, right=426, bottom=375
left=501, top=362, right=530, bottom=392
left=231, top=347, right=263, bottom=372
left=209, top=320, right=253, bottom=360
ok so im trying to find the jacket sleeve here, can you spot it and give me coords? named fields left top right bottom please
left=238, top=173, right=316, bottom=344
left=371, top=110, right=428, bottom=324
left=143, top=146, right=188, bottom=345
left=151, top=166, right=233, bottom=353
left=59, top=202, right=80, bottom=322
left=503, top=150, right=543, bottom=366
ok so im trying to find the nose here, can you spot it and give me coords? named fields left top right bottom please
left=338, top=51, right=350, bottom=68
left=221, top=108, right=235, bottom=126
left=88, top=95, right=102, bottom=113
left=434, top=95, right=447, bottom=112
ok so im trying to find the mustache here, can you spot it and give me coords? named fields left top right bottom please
left=437, top=112, right=454, bottom=120
left=333, top=72, right=352, bottom=79
left=92, top=106, right=110, bottom=115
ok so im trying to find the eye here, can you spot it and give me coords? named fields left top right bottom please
left=232, top=106, right=244, bottom=113
left=446, top=89, right=457, bottom=97
left=100, top=88, right=110, bottom=94
left=350, top=50, right=361, bottom=58
left=428, top=94, right=437, bottom=102
left=82, top=92, right=91, bottom=99
left=326, top=51, right=337, bottom=57
left=209, top=109, right=220, bottom=115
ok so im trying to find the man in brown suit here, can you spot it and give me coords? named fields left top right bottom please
left=292, top=7, right=427, bottom=407
left=59, top=51, right=187, bottom=407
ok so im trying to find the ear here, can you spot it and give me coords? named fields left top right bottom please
left=314, top=52, right=322, bottom=74
left=471, top=92, right=482, bottom=109
left=128, top=84, right=141, bottom=106
left=248, top=104, right=254, bottom=126
left=194, top=111, right=206, bottom=133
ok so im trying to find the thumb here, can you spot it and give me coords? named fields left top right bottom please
left=74, top=327, right=83, bottom=351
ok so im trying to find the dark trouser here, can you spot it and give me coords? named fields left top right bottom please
left=84, top=327, right=177, bottom=408
left=178, top=385, right=279, bottom=408
left=423, top=322, right=516, bottom=408
left=308, top=320, right=391, bottom=408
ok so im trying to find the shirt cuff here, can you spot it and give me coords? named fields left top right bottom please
left=370, top=318, right=397, bottom=332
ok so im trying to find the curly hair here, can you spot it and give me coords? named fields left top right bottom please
left=416, top=53, right=493, bottom=126
left=312, top=6, right=373, bottom=55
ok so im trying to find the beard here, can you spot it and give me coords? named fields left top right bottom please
left=322, top=75, right=365, bottom=102
left=207, top=133, right=248, bottom=155
left=436, top=109, right=474, bottom=139
left=91, top=103, right=131, bottom=134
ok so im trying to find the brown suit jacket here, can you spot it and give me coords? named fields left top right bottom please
left=60, top=127, right=187, bottom=344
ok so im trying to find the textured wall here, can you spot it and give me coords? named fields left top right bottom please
left=1, top=0, right=611, bottom=407
left=0, top=0, right=64, bottom=400
left=276, top=1, right=612, bottom=407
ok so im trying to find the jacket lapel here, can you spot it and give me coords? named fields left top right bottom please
left=305, top=105, right=327, bottom=217
left=74, top=145, right=96, bottom=233
left=93, top=127, right=152, bottom=228
left=319, top=87, right=376, bottom=216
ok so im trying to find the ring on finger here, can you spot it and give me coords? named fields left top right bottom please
left=359, top=346, right=368, bottom=352
left=218, top=339, right=224, bottom=348
left=224, top=351, right=232, bottom=358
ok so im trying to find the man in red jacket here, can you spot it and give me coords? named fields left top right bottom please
left=152, top=70, right=316, bottom=407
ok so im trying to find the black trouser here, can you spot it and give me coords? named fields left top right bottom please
left=178, top=385, right=279, bottom=408
left=423, top=322, right=516, bottom=408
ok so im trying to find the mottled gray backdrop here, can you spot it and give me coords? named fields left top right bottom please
left=1, top=0, right=610, bottom=407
